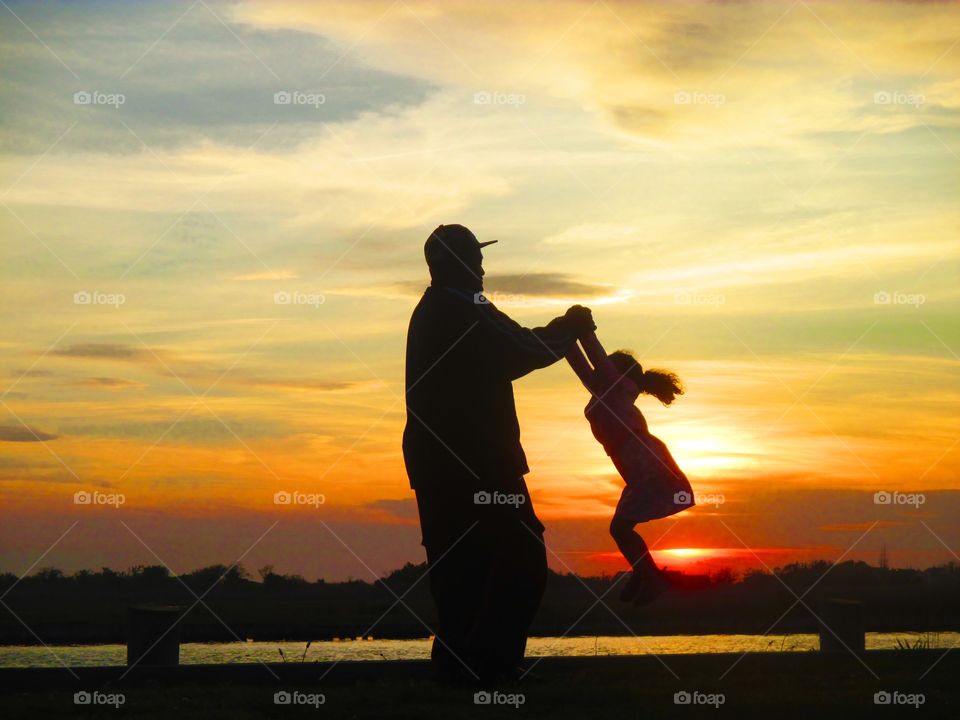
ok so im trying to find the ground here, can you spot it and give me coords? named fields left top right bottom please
left=1, top=651, right=956, bottom=719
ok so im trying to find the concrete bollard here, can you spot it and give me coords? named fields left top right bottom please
left=818, top=598, right=865, bottom=654
left=126, top=605, right=182, bottom=667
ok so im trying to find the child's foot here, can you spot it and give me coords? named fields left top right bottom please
left=633, top=568, right=670, bottom=606
left=619, top=570, right=645, bottom=603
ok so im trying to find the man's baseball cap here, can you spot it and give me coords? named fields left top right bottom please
left=424, top=224, right=497, bottom=267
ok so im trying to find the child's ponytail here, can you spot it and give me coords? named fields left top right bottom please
left=638, top=368, right=684, bottom=406
left=609, top=350, right=684, bottom=406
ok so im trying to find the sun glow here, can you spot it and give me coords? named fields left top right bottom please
left=666, top=427, right=761, bottom=477
left=660, top=548, right=711, bottom=559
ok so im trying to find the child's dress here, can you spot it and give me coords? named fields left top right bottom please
left=570, top=333, right=694, bottom=523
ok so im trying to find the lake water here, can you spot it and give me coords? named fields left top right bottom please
left=1, top=633, right=956, bottom=668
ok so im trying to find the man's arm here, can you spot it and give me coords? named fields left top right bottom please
left=437, top=288, right=594, bottom=380
left=474, top=301, right=595, bottom=381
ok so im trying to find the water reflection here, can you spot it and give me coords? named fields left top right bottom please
left=1, top=632, right=955, bottom=668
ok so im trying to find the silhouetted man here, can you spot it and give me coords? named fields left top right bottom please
left=403, top=223, right=595, bottom=683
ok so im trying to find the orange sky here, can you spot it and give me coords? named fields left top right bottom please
left=1, top=0, right=958, bottom=580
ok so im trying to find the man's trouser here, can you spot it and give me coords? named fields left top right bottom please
left=414, top=475, right=547, bottom=681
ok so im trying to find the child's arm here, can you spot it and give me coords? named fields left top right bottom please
left=580, top=331, right=620, bottom=386
left=565, top=342, right=597, bottom=393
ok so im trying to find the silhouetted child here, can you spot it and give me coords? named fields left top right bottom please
left=566, top=331, right=694, bottom=604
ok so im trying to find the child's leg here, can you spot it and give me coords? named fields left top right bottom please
left=609, top=517, right=657, bottom=575
left=611, top=517, right=669, bottom=604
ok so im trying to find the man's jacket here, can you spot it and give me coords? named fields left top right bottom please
left=403, top=286, right=579, bottom=490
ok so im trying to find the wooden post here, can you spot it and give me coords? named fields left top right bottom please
left=126, top=605, right=182, bottom=667
left=818, top=598, right=865, bottom=654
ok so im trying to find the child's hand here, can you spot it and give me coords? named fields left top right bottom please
left=564, top=305, right=596, bottom=337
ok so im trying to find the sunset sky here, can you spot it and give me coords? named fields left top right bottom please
left=1, top=0, right=958, bottom=582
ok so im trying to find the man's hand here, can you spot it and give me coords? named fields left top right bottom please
left=563, top=305, right=596, bottom=337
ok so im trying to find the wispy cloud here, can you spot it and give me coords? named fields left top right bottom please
left=52, top=343, right=149, bottom=361
left=0, top=424, right=58, bottom=442
left=231, top=376, right=368, bottom=392
left=366, top=497, right=418, bottom=521
left=73, top=377, right=147, bottom=390
left=398, top=272, right=610, bottom=295
left=233, top=270, right=299, bottom=281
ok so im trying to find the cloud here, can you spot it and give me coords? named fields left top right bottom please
left=819, top=520, right=906, bottom=532
left=363, top=273, right=616, bottom=302
left=49, top=342, right=226, bottom=389
left=53, top=343, right=147, bottom=361
left=485, top=273, right=611, bottom=297
left=50, top=343, right=203, bottom=375
left=74, top=377, right=147, bottom=390
left=47, top=341, right=370, bottom=396
left=59, top=417, right=293, bottom=444
left=0, top=1, right=433, bottom=154
left=0, top=90, right=515, bottom=231
left=0, top=467, right=85, bottom=485
left=232, top=270, right=300, bottom=281
left=366, top=498, right=419, bottom=521
left=231, top=377, right=366, bottom=392
left=12, top=369, right=55, bottom=377
left=233, top=0, right=960, bottom=146
left=0, top=424, right=58, bottom=442
left=624, top=239, right=953, bottom=299
left=542, top=223, right=645, bottom=248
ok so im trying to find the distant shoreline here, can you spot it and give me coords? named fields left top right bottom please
left=4, top=559, right=958, bottom=645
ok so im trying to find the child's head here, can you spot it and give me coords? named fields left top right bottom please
left=608, top=350, right=684, bottom=406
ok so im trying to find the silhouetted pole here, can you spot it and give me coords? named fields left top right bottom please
left=818, top=599, right=865, bottom=653
left=126, top=605, right=181, bottom=666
